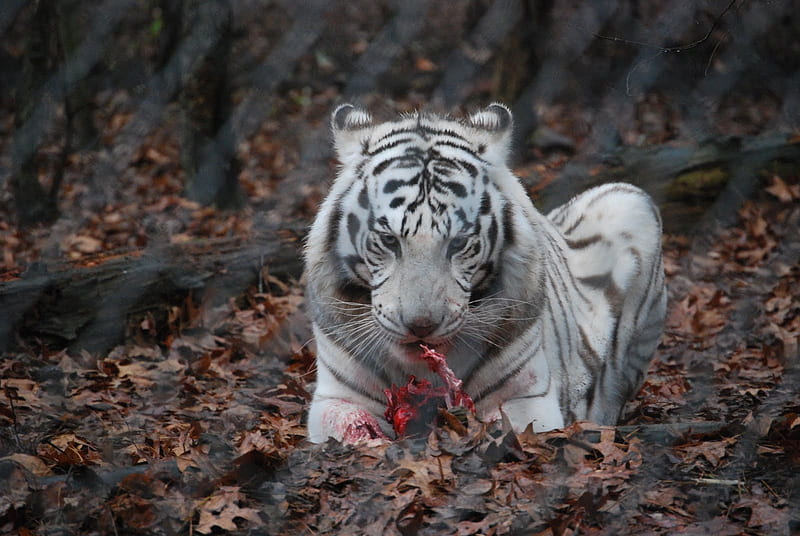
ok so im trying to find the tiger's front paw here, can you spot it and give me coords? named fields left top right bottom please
left=308, top=398, right=391, bottom=444
left=340, top=410, right=390, bottom=444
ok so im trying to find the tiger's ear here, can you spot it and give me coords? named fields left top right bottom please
left=468, top=103, right=512, bottom=132
left=468, top=103, right=513, bottom=157
left=331, top=104, right=373, bottom=160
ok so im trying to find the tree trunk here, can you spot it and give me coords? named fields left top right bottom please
left=179, top=0, right=242, bottom=209
left=57, top=0, right=98, bottom=150
left=11, top=0, right=99, bottom=226
left=11, top=2, right=59, bottom=226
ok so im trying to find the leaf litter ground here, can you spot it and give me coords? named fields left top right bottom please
left=1, top=91, right=799, bottom=536
left=2, top=171, right=798, bottom=535
left=2, top=2, right=799, bottom=531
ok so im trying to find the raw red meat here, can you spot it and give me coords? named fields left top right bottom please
left=419, top=345, right=476, bottom=413
left=384, top=345, right=476, bottom=437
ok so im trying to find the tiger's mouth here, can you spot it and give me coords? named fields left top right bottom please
left=400, top=340, right=453, bottom=361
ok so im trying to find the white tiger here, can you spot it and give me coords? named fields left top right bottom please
left=304, top=103, right=666, bottom=443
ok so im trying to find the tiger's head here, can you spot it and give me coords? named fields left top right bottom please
left=308, top=104, right=525, bottom=364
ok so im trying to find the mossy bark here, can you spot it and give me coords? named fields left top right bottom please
left=534, top=134, right=800, bottom=233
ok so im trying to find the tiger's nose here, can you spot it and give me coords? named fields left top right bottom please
left=406, top=317, right=438, bottom=339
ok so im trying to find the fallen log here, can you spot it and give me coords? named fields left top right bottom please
left=533, top=132, right=800, bottom=233
left=614, top=421, right=731, bottom=444
left=0, top=225, right=306, bottom=353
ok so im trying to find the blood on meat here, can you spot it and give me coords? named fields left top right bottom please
left=384, top=345, right=475, bottom=437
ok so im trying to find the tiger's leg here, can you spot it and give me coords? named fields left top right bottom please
left=307, top=358, right=392, bottom=443
left=497, top=388, right=565, bottom=433
left=477, top=354, right=567, bottom=433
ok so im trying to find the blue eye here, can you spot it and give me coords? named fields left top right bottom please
left=447, top=235, right=470, bottom=257
left=380, top=234, right=400, bottom=250
left=451, top=236, right=468, bottom=249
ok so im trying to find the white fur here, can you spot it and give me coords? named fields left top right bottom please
left=305, top=105, right=666, bottom=443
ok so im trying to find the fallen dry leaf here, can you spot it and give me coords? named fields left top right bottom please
left=195, top=486, right=263, bottom=534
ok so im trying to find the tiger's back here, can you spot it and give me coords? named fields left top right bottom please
left=304, top=104, right=666, bottom=442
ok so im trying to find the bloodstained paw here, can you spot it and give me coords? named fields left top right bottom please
left=339, top=409, right=388, bottom=443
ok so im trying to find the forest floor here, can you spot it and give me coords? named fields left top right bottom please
left=1, top=9, right=799, bottom=527
left=1, top=98, right=799, bottom=534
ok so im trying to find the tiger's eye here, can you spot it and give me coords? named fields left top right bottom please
left=452, top=236, right=468, bottom=249
left=447, top=235, right=470, bottom=257
left=380, top=234, right=399, bottom=249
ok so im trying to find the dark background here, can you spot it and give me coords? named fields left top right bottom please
left=2, top=0, right=798, bottom=237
